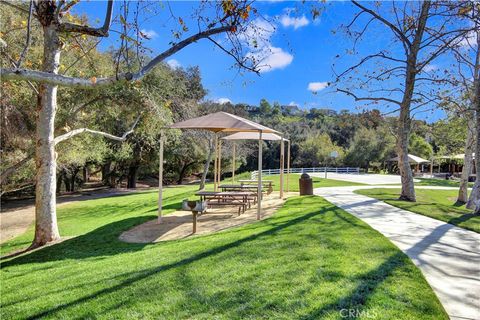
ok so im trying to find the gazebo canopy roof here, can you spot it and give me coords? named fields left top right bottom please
left=169, top=111, right=278, bottom=133
left=389, top=154, right=430, bottom=164
left=221, top=132, right=288, bottom=141
left=452, top=153, right=475, bottom=160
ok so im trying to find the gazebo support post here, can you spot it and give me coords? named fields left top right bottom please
left=286, top=140, right=291, bottom=193
left=214, top=134, right=218, bottom=191
left=430, top=158, right=434, bottom=178
left=280, top=135, right=285, bottom=199
left=218, top=139, right=222, bottom=186
left=158, top=130, right=165, bottom=223
left=257, top=131, right=263, bottom=220
left=232, top=142, right=236, bottom=183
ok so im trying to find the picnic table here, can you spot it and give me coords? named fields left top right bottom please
left=238, top=179, right=275, bottom=194
left=218, top=184, right=261, bottom=192
left=195, top=191, right=255, bottom=214
left=238, top=179, right=273, bottom=186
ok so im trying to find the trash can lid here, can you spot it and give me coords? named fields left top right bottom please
left=300, top=173, right=311, bottom=179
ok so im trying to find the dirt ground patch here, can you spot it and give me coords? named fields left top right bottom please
left=120, top=193, right=295, bottom=243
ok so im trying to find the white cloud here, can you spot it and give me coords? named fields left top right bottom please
left=308, top=82, right=329, bottom=92
left=239, top=18, right=293, bottom=73
left=217, top=98, right=232, bottom=105
left=140, top=29, right=158, bottom=39
left=166, top=59, right=181, bottom=69
left=250, top=46, right=293, bottom=73
left=288, top=101, right=298, bottom=107
left=458, top=30, right=477, bottom=48
left=280, top=15, right=309, bottom=30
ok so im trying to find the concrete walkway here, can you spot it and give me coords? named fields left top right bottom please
left=314, top=185, right=480, bottom=320
left=309, top=173, right=420, bottom=185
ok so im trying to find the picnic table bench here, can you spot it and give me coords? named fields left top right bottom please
left=195, top=191, right=255, bottom=214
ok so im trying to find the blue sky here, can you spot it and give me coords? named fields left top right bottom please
left=73, top=1, right=451, bottom=122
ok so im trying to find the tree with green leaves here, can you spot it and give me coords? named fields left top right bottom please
left=0, top=0, right=258, bottom=248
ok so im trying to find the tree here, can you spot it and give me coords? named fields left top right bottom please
left=296, top=133, right=344, bottom=167
left=336, top=1, right=473, bottom=201
left=345, top=127, right=394, bottom=171
left=409, top=134, right=433, bottom=160
left=0, top=0, right=256, bottom=248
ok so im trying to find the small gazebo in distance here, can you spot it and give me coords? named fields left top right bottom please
left=389, top=154, right=430, bottom=173
left=159, top=112, right=280, bottom=222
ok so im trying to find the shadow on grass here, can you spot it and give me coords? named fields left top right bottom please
left=301, top=252, right=408, bottom=319
left=1, top=216, right=154, bottom=267
left=13, top=203, right=327, bottom=319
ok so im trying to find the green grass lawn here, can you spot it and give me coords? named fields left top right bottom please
left=356, top=188, right=479, bottom=233
left=415, top=178, right=474, bottom=188
left=232, top=172, right=365, bottom=191
left=1, top=190, right=446, bottom=319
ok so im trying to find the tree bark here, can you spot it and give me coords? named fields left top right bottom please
left=466, top=27, right=480, bottom=214
left=177, top=162, right=194, bottom=185
left=102, top=162, right=111, bottom=185
left=458, top=116, right=475, bottom=203
left=83, top=165, right=89, bottom=183
left=396, top=1, right=431, bottom=202
left=127, top=165, right=138, bottom=189
left=199, top=143, right=215, bottom=190
left=32, top=20, right=61, bottom=248
left=70, top=167, right=79, bottom=192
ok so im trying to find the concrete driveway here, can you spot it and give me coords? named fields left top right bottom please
left=309, top=173, right=420, bottom=185
left=315, top=186, right=480, bottom=320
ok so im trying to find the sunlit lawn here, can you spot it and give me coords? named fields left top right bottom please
left=356, top=188, right=479, bottom=233
left=415, top=178, right=474, bottom=188
left=0, top=190, right=446, bottom=319
left=231, top=172, right=365, bottom=191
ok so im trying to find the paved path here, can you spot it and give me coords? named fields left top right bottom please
left=309, top=173, right=420, bottom=185
left=314, top=185, right=480, bottom=320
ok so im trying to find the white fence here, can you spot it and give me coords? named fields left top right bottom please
left=251, top=167, right=360, bottom=179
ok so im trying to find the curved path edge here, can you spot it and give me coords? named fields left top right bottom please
left=314, top=185, right=480, bottom=320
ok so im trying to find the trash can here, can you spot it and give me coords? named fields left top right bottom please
left=299, top=173, right=313, bottom=195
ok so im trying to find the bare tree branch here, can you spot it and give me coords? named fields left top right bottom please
left=351, top=0, right=412, bottom=49
left=54, top=115, right=141, bottom=145
left=0, top=152, right=34, bottom=185
left=207, top=36, right=259, bottom=74
left=1, top=25, right=233, bottom=88
left=16, top=0, right=34, bottom=68
left=337, top=88, right=402, bottom=105
left=58, top=0, right=114, bottom=37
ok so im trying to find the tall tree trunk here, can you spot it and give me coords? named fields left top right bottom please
left=102, top=162, right=111, bottom=185
left=458, top=116, right=475, bottom=203
left=396, top=1, right=431, bottom=202
left=32, top=19, right=61, bottom=247
left=177, top=162, right=194, bottom=185
left=199, top=144, right=215, bottom=190
left=467, top=107, right=480, bottom=213
left=467, top=28, right=480, bottom=213
left=83, top=165, right=89, bottom=183
left=70, top=167, right=79, bottom=192
left=127, top=165, right=138, bottom=189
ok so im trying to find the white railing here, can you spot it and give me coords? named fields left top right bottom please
left=251, top=167, right=360, bottom=179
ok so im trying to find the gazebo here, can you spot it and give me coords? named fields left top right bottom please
left=158, top=112, right=280, bottom=222
left=389, top=154, right=430, bottom=164
left=221, top=132, right=291, bottom=198
left=389, top=154, right=430, bottom=173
